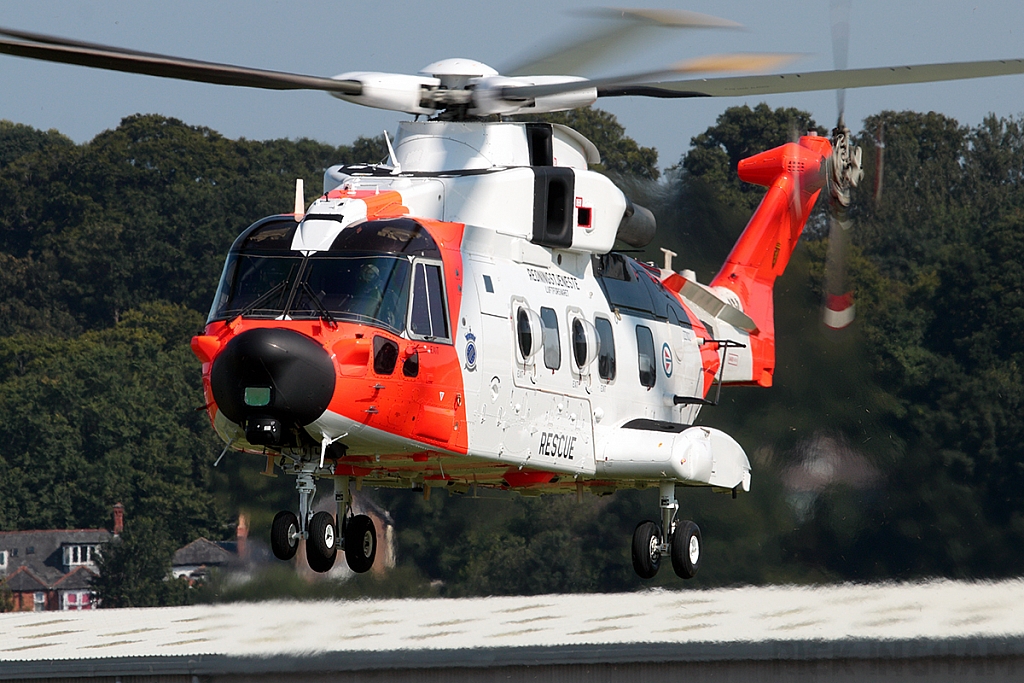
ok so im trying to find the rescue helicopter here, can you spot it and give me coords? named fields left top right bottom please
left=3, top=9, right=1024, bottom=580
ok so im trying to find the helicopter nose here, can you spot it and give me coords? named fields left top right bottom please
left=210, top=328, right=336, bottom=445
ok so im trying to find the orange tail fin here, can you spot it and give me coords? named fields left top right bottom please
left=709, top=134, right=832, bottom=387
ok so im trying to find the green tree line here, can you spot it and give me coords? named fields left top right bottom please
left=0, top=105, right=1020, bottom=603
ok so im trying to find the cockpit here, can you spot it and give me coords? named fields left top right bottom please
left=208, top=216, right=450, bottom=341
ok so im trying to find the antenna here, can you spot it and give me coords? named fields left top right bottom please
left=383, top=130, right=402, bottom=175
left=660, top=247, right=678, bottom=271
left=293, top=178, right=305, bottom=220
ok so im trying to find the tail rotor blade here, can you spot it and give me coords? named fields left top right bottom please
left=822, top=121, right=863, bottom=329
left=823, top=204, right=855, bottom=329
left=873, top=121, right=885, bottom=207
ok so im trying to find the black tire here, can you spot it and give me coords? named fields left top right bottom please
left=306, top=511, right=337, bottom=573
left=345, top=514, right=377, bottom=574
left=671, top=520, right=702, bottom=579
left=270, top=510, right=299, bottom=561
left=631, top=520, right=662, bottom=579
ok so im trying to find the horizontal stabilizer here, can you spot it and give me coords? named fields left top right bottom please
left=663, top=272, right=758, bottom=333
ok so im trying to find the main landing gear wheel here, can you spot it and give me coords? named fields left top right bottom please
left=306, top=510, right=337, bottom=573
left=270, top=510, right=299, bottom=561
left=631, top=520, right=662, bottom=579
left=344, top=514, right=377, bottom=574
left=671, top=520, right=702, bottom=579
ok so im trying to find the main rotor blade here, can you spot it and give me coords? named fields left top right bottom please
left=501, top=53, right=799, bottom=100
left=830, top=0, right=851, bottom=119
left=505, top=8, right=740, bottom=77
left=0, top=32, right=361, bottom=94
left=598, top=58, right=1024, bottom=98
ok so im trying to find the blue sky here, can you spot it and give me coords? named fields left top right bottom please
left=2, top=0, right=1023, bottom=171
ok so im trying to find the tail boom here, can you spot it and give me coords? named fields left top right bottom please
left=709, top=135, right=832, bottom=387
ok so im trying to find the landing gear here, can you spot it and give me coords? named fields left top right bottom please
left=271, top=510, right=299, bottom=560
left=671, top=520, right=701, bottom=579
left=631, top=520, right=661, bottom=579
left=630, top=482, right=702, bottom=580
left=307, top=510, right=337, bottom=572
left=344, top=514, right=377, bottom=574
left=269, top=464, right=378, bottom=574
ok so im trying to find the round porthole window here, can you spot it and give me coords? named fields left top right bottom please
left=571, top=317, right=599, bottom=370
left=516, top=306, right=543, bottom=361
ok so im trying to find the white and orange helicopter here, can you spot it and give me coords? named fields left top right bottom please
left=3, top=9, right=1023, bottom=580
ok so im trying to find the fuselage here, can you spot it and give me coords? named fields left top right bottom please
left=193, top=120, right=830, bottom=497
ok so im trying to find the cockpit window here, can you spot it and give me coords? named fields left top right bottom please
left=409, top=261, right=449, bottom=341
left=208, top=217, right=446, bottom=340
left=209, top=254, right=301, bottom=319
left=292, top=256, right=411, bottom=333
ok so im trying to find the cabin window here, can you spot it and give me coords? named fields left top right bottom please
left=540, top=307, right=561, bottom=370
left=595, top=317, right=616, bottom=381
left=572, top=319, right=588, bottom=369
left=571, top=317, right=599, bottom=372
left=515, top=305, right=545, bottom=363
left=636, top=325, right=656, bottom=388
left=593, top=253, right=657, bottom=317
left=409, top=261, right=449, bottom=341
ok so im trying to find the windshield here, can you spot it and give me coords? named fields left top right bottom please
left=294, top=256, right=411, bottom=332
left=209, top=217, right=446, bottom=337
left=210, top=254, right=412, bottom=333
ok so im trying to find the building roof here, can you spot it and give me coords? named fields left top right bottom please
left=0, top=579, right=1022, bottom=668
left=52, top=566, right=98, bottom=591
left=0, top=529, right=112, bottom=588
left=1, top=566, right=47, bottom=592
left=172, top=538, right=233, bottom=568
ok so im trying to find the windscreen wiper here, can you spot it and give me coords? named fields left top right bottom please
left=299, top=282, right=338, bottom=328
left=235, top=280, right=288, bottom=319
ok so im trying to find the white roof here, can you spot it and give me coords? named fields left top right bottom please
left=2, top=579, right=1023, bottom=666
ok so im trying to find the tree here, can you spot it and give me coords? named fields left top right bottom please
left=0, top=115, right=387, bottom=334
left=92, top=517, right=190, bottom=608
left=0, top=302, right=225, bottom=539
left=681, top=103, right=825, bottom=212
left=0, top=580, right=13, bottom=612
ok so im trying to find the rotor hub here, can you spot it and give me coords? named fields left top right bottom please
left=828, top=122, right=864, bottom=208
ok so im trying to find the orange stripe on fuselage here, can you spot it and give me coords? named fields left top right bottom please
left=326, top=188, right=409, bottom=219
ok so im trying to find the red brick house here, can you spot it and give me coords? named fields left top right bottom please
left=0, top=505, right=122, bottom=612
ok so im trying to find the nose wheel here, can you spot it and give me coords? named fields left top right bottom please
left=630, top=482, right=702, bottom=580
left=268, top=468, right=378, bottom=574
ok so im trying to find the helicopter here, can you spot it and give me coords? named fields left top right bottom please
left=3, top=9, right=1024, bottom=580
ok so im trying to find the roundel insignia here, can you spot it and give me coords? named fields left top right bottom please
left=465, top=332, right=477, bottom=371
left=662, top=342, right=673, bottom=377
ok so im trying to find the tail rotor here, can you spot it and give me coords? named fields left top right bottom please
left=821, top=0, right=863, bottom=330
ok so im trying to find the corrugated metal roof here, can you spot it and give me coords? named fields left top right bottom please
left=0, top=579, right=1022, bottom=663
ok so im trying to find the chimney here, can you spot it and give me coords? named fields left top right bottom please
left=237, top=513, right=249, bottom=560
left=112, top=503, right=124, bottom=535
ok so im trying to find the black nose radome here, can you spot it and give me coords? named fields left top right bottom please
left=210, top=328, right=336, bottom=430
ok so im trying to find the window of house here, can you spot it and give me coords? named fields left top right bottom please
left=539, top=307, right=560, bottom=370
left=595, top=317, right=616, bottom=381
left=636, top=325, right=657, bottom=388
left=33, top=592, right=45, bottom=611
left=62, top=591, right=93, bottom=611
left=63, top=544, right=98, bottom=568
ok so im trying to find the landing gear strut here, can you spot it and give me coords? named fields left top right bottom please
left=268, top=463, right=378, bottom=574
left=631, top=481, right=701, bottom=580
